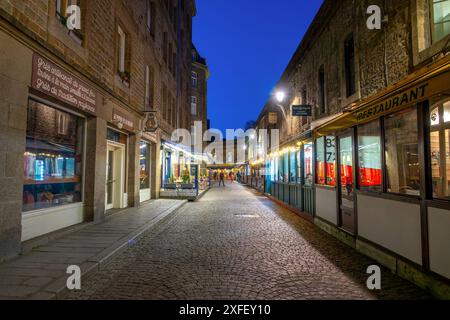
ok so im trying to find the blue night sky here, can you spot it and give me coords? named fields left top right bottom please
left=192, top=0, right=324, bottom=133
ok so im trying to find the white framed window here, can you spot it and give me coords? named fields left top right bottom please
left=430, top=0, right=450, bottom=43
left=117, top=25, right=127, bottom=73
left=191, top=96, right=197, bottom=116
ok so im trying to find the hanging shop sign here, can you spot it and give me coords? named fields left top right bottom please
left=143, top=111, right=159, bottom=133
left=268, top=112, right=278, bottom=124
left=316, top=59, right=450, bottom=135
left=292, top=105, right=312, bottom=117
left=112, top=109, right=134, bottom=131
left=31, top=53, right=97, bottom=115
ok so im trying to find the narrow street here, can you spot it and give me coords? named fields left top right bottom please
left=65, top=184, right=431, bottom=300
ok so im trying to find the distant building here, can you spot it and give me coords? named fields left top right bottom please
left=190, top=45, right=209, bottom=133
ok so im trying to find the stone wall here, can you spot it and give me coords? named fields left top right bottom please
left=264, top=0, right=415, bottom=142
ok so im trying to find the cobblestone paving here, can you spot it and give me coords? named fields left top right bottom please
left=65, top=184, right=432, bottom=300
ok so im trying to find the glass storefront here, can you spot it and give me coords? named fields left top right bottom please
left=23, top=100, right=84, bottom=212
left=140, top=141, right=151, bottom=190
left=385, top=107, right=420, bottom=195
left=430, top=99, right=450, bottom=199
left=358, top=120, right=382, bottom=191
left=304, top=142, right=313, bottom=186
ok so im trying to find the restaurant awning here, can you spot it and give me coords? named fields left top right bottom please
left=315, top=55, right=450, bottom=136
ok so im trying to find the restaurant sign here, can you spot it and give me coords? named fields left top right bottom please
left=355, top=83, right=429, bottom=122
left=31, top=53, right=97, bottom=114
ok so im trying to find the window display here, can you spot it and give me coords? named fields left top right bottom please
left=23, top=100, right=84, bottom=212
left=289, top=150, right=296, bottom=183
left=316, top=137, right=325, bottom=185
left=304, top=142, right=313, bottom=186
left=140, top=141, right=151, bottom=190
left=385, top=107, right=420, bottom=195
left=326, top=136, right=336, bottom=186
left=430, top=99, right=450, bottom=199
left=358, top=120, right=382, bottom=191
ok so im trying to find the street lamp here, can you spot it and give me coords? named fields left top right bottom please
left=275, top=91, right=286, bottom=103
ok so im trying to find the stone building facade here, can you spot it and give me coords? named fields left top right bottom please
left=257, top=0, right=449, bottom=145
left=252, top=0, right=450, bottom=297
left=0, top=0, right=197, bottom=261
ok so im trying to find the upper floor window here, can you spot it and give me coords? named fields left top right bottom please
left=56, top=0, right=84, bottom=43
left=430, top=0, right=450, bottom=43
left=117, top=25, right=130, bottom=83
left=191, top=96, right=197, bottom=116
left=344, top=34, right=356, bottom=97
left=147, top=1, right=156, bottom=37
left=301, top=86, right=308, bottom=126
left=191, top=71, right=198, bottom=88
left=163, top=32, right=168, bottom=63
left=318, top=65, right=326, bottom=115
left=145, top=66, right=154, bottom=110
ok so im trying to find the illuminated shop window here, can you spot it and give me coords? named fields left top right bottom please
left=385, top=107, right=420, bottom=196
left=431, top=0, right=450, bottom=43
left=140, top=142, right=151, bottom=190
left=23, top=100, right=84, bottom=212
left=289, top=150, right=297, bottom=183
left=316, top=137, right=326, bottom=185
left=304, top=142, right=314, bottom=186
left=326, top=136, right=336, bottom=186
left=430, top=99, right=450, bottom=199
left=358, top=120, right=382, bottom=191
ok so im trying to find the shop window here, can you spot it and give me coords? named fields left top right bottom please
left=385, top=107, right=420, bottom=196
left=117, top=24, right=130, bottom=83
left=289, top=150, right=296, bottom=183
left=278, top=155, right=284, bottom=182
left=304, top=142, right=314, bottom=186
left=316, top=137, right=326, bottom=185
left=297, top=150, right=302, bottom=184
left=283, top=153, right=289, bottom=182
left=430, top=99, right=450, bottom=199
left=140, top=142, right=151, bottom=190
left=326, top=136, right=336, bottom=186
left=430, top=0, right=450, bottom=43
left=358, top=120, right=382, bottom=191
left=23, top=101, right=84, bottom=212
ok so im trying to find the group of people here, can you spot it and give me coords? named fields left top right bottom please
left=213, top=170, right=242, bottom=187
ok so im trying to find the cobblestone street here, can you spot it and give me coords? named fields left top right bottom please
left=65, top=184, right=432, bottom=300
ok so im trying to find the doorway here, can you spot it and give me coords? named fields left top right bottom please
left=106, top=142, right=125, bottom=211
left=337, top=130, right=356, bottom=234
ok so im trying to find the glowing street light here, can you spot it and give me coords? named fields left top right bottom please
left=275, top=91, right=286, bottom=103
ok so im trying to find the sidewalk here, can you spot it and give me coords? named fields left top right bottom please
left=0, top=199, right=187, bottom=300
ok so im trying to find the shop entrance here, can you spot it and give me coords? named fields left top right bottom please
left=337, top=130, right=356, bottom=234
left=106, top=142, right=125, bottom=211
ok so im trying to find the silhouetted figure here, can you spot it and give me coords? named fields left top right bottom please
left=219, top=172, right=225, bottom=187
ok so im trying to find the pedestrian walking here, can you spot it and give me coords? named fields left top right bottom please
left=237, top=171, right=241, bottom=183
left=219, top=172, right=225, bottom=187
